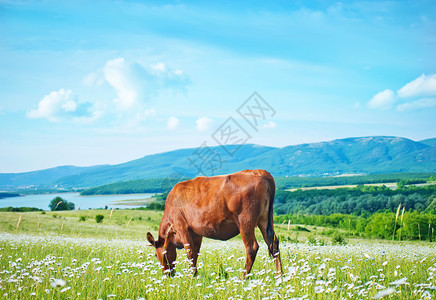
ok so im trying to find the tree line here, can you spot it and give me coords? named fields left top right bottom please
left=274, top=185, right=436, bottom=216
left=274, top=211, right=436, bottom=241
left=80, top=178, right=182, bottom=195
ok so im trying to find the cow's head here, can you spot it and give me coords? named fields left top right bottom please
left=147, top=226, right=177, bottom=275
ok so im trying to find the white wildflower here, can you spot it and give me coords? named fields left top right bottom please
left=374, top=287, right=395, bottom=298
left=60, top=286, right=71, bottom=293
left=389, top=277, right=408, bottom=286
left=327, top=268, right=336, bottom=277
left=50, top=279, right=66, bottom=288
left=256, top=269, right=266, bottom=276
left=287, top=266, right=297, bottom=276
left=318, top=263, right=326, bottom=272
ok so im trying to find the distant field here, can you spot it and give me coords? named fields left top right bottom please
left=286, top=182, right=398, bottom=192
left=286, top=181, right=436, bottom=192
left=0, top=210, right=435, bottom=299
left=110, top=198, right=155, bottom=206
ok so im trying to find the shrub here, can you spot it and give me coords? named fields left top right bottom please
left=307, top=234, right=326, bottom=246
left=79, top=216, right=87, bottom=222
left=331, top=232, right=347, bottom=245
left=307, top=234, right=316, bottom=245
left=321, top=229, right=335, bottom=236
left=95, top=214, right=104, bottom=223
left=294, top=225, right=311, bottom=232
left=146, top=201, right=165, bottom=211
left=49, top=197, right=75, bottom=211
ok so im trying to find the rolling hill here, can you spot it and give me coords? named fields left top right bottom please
left=420, top=138, right=436, bottom=147
left=1, top=136, right=435, bottom=190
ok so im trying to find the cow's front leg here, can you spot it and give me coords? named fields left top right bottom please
left=182, top=235, right=203, bottom=276
left=183, top=243, right=197, bottom=275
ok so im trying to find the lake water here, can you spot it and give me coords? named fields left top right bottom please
left=0, top=193, right=154, bottom=210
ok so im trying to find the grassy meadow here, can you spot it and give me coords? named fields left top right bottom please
left=0, top=209, right=163, bottom=240
left=0, top=209, right=435, bottom=299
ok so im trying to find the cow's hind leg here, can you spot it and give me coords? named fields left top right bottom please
left=238, top=217, right=259, bottom=276
left=258, top=219, right=283, bottom=274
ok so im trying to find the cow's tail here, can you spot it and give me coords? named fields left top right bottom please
left=265, top=172, right=283, bottom=273
left=264, top=173, right=277, bottom=256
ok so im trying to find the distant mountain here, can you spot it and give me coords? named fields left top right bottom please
left=0, top=165, right=105, bottom=189
left=1, top=136, right=435, bottom=190
left=420, top=138, right=436, bottom=147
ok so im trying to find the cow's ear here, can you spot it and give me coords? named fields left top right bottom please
left=147, top=232, right=156, bottom=247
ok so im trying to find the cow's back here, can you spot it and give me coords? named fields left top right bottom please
left=166, top=170, right=272, bottom=210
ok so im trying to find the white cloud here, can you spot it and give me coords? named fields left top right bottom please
left=150, top=62, right=166, bottom=73
left=27, top=88, right=97, bottom=122
left=397, top=98, right=436, bottom=111
left=103, top=58, right=140, bottom=110
left=167, top=116, right=180, bottom=130
left=367, top=89, right=396, bottom=110
left=397, top=74, right=436, bottom=98
left=196, top=117, right=214, bottom=131
left=368, top=74, right=436, bottom=112
left=28, top=58, right=189, bottom=126
left=103, top=57, right=190, bottom=111
left=261, top=121, right=277, bottom=129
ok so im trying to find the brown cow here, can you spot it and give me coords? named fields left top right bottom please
left=146, top=169, right=282, bottom=276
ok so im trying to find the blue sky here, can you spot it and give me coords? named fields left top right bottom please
left=1, top=0, right=435, bottom=173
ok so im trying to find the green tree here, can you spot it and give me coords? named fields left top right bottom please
left=365, top=213, right=395, bottom=239
left=49, top=197, right=75, bottom=211
left=426, top=196, right=436, bottom=214
left=400, top=211, right=434, bottom=240
left=397, top=180, right=406, bottom=189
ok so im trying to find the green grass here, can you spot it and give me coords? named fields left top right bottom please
left=0, top=211, right=435, bottom=299
left=0, top=209, right=163, bottom=239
